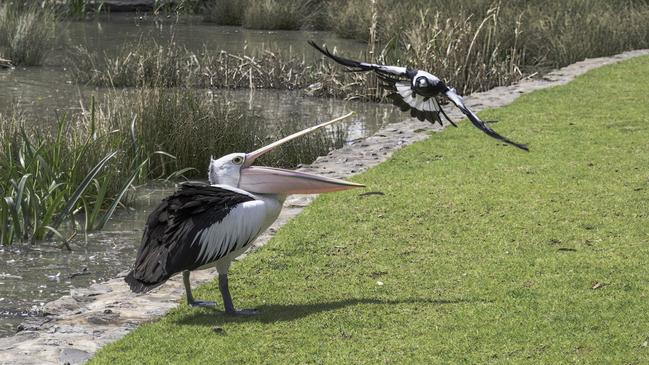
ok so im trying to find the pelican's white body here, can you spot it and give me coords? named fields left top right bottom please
left=192, top=186, right=285, bottom=273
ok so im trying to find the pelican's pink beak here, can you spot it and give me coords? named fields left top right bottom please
left=239, top=112, right=365, bottom=194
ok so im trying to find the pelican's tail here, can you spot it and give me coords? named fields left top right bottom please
left=124, top=271, right=165, bottom=293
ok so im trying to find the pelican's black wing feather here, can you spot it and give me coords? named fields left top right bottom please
left=124, top=182, right=255, bottom=293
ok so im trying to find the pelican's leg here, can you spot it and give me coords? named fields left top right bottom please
left=218, top=273, right=257, bottom=316
left=183, top=270, right=215, bottom=308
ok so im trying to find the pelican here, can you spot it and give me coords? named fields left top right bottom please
left=125, top=113, right=363, bottom=315
left=309, top=41, right=528, bottom=151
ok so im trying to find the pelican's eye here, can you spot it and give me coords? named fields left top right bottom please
left=232, top=156, right=244, bottom=165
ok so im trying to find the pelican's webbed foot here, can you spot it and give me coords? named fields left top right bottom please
left=189, top=300, right=216, bottom=308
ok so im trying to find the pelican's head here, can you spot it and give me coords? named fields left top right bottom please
left=208, top=113, right=364, bottom=195
left=208, top=153, right=246, bottom=187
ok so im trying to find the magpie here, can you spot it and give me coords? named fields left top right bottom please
left=309, top=41, right=528, bottom=151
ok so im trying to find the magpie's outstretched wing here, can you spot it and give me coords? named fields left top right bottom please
left=309, top=41, right=408, bottom=78
left=445, top=89, right=528, bottom=151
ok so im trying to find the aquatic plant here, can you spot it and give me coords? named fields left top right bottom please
left=199, top=0, right=649, bottom=95
left=0, top=87, right=345, bottom=246
left=201, top=0, right=245, bottom=25
left=0, top=3, right=57, bottom=66
left=243, top=0, right=322, bottom=30
left=94, top=87, right=346, bottom=174
left=0, top=109, right=156, bottom=247
left=202, top=0, right=324, bottom=30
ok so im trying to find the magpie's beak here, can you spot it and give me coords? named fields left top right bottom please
left=239, top=112, right=365, bottom=194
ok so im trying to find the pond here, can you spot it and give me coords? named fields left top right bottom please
left=0, top=15, right=403, bottom=337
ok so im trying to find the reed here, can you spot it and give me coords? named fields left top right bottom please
left=0, top=2, right=57, bottom=66
left=199, top=0, right=649, bottom=96
left=71, top=42, right=317, bottom=90
left=201, top=0, right=245, bottom=25
left=94, top=87, right=346, bottom=174
left=202, top=0, right=324, bottom=30
left=0, top=87, right=344, bottom=246
left=0, top=108, right=155, bottom=247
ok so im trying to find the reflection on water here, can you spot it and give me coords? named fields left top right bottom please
left=0, top=16, right=404, bottom=337
left=216, top=89, right=402, bottom=142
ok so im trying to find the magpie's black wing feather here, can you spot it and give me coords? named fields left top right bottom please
left=445, top=90, right=528, bottom=151
left=309, top=40, right=373, bottom=71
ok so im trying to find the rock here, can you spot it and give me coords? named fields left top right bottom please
left=87, top=311, right=120, bottom=325
left=59, top=348, right=91, bottom=365
left=42, top=297, right=81, bottom=316
left=0, top=58, right=13, bottom=69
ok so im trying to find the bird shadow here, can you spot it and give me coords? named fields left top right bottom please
left=174, top=296, right=483, bottom=326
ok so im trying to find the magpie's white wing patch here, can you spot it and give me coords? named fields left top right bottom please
left=387, top=82, right=444, bottom=124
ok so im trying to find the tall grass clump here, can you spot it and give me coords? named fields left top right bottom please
left=242, top=0, right=322, bottom=30
left=202, top=0, right=245, bottom=25
left=323, top=0, right=649, bottom=94
left=399, top=6, right=523, bottom=95
left=0, top=108, right=160, bottom=247
left=0, top=2, right=57, bottom=66
left=94, top=87, right=345, bottom=174
left=519, top=1, right=649, bottom=67
left=203, top=0, right=325, bottom=30
left=70, top=39, right=384, bottom=100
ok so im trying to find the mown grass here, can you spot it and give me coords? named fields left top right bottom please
left=88, top=56, right=649, bottom=364
left=0, top=2, right=57, bottom=66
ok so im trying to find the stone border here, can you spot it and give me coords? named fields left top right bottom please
left=1, top=49, right=648, bottom=365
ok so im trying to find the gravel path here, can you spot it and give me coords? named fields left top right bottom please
left=1, top=49, right=648, bottom=365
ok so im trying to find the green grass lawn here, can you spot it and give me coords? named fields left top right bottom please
left=90, top=56, right=649, bottom=364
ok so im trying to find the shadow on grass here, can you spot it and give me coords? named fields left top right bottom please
left=175, top=297, right=481, bottom=326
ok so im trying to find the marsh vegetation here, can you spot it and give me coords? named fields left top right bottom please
left=0, top=2, right=57, bottom=66
left=0, top=88, right=344, bottom=246
left=71, top=0, right=649, bottom=98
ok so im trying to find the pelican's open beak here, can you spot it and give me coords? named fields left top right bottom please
left=239, top=112, right=365, bottom=194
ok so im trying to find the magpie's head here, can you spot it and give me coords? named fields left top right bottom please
left=413, top=75, right=448, bottom=94
left=415, top=76, right=430, bottom=88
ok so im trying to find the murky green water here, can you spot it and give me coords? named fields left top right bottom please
left=0, top=15, right=403, bottom=337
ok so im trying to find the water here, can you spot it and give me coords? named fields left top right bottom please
left=0, top=14, right=369, bottom=117
left=0, top=184, right=171, bottom=337
left=0, top=15, right=403, bottom=337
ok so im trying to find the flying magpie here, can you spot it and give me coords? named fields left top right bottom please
left=309, top=41, right=528, bottom=151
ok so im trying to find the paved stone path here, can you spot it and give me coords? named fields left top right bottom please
left=1, top=49, right=647, bottom=365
